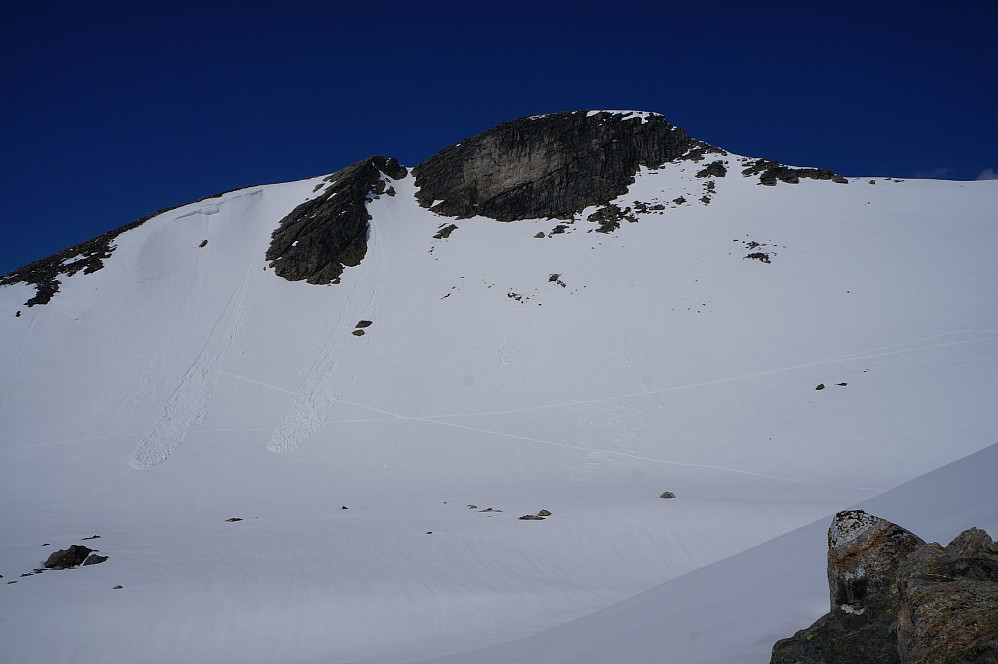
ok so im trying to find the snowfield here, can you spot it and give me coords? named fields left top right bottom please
left=1, top=150, right=996, bottom=664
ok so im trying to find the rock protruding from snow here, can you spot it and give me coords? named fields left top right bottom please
left=412, top=110, right=723, bottom=222
left=827, top=509, right=924, bottom=611
left=43, top=545, right=95, bottom=570
left=741, top=158, right=848, bottom=186
left=266, top=156, right=407, bottom=284
left=771, top=511, right=997, bottom=664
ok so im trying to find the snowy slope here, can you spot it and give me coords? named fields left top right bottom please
left=1, top=131, right=997, bottom=664
left=417, top=442, right=998, bottom=664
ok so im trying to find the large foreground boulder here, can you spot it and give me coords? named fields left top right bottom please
left=771, top=510, right=998, bottom=664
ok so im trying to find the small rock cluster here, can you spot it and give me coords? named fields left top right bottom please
left=519, top=509, right=553, bottom=521
left=44, top=544, right=108, bottom=570
left=742, top=158, right=849, bottom=186
left=770, top=510, right=998, bottom=664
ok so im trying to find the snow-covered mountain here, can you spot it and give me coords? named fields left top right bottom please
left=2, top=110, right=996, bottom=664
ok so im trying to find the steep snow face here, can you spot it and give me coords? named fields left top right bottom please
left=1, top=153, right=997, bottom=664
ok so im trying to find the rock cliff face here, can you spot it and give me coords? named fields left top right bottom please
left=771, top=510, right=998, bottom=664
left=265, top=156, right=407, bottom=284
left=412, top=110, right=723, bottom=221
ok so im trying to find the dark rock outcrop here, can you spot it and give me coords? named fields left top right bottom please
left=771, top=510, right=998, bottom=664
left=82, top=553, right=108, bottom=566
left=413, top=110, right=723, bottom=222
left=433, top=223, right=458, bottom=239
left=43, top=545, right=95, bottom=569
left=266, top=156, right=407, bottom=284
left=742, top=158, right=848, bottom=186
left=696, top=160, right=728, bottom=178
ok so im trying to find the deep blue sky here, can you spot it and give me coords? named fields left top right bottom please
left=2, top=1, right=996, bottom=274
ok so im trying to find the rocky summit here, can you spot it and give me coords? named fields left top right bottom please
left=413, top=110, right=723, bottom=221
left=1, top=109, right=853, bottom=295
left=771, top=510, right=998, bottom=664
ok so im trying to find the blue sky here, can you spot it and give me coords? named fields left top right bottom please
left=2, top=1, right=996, bottom=274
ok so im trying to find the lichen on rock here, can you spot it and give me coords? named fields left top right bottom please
left=771, top=510, right=998, bottom=664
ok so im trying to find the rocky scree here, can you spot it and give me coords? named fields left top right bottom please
left=770, top=509, right=998, bottom=664
left=412, top=110, right=724, bottom=222
left=742, top=158, right=848, bottom=186
left=266, top=156, right=407, bottom=284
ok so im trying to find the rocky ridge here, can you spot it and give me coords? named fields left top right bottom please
left=413, top=110, right=725, bottom=221
left=771, top=510, right=998, bottom=664
left=265, top=156, right=406, bottom=284
left=2, top=206, right=184, bottom=307
left=0, top=183, right=271, bottom=307
left=2, top=110, right=856, bottom=298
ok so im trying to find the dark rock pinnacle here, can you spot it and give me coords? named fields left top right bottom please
left=413, top=110, right=724, bottom=222
left=265, top=156, right=407, bottom=285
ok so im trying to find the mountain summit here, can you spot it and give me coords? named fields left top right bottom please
left=1, top=111, right=996, bottom=664
left=3, top=110, right=850, bottom=297
left=412, top=110, right=722, bottom=220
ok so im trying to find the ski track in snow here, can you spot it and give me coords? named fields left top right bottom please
left=0, top=309, right=40, bottom=414
left=216, top=369, right=886, bottom=491
left=265, top=210, right=389, bottom=454
left=127, top=257, right=259, bottom=469
left=215, top=329, right=998, bottom=491
left=6, top=328, right=994, bottom=477
left=418, top=329, right=998, bottom=420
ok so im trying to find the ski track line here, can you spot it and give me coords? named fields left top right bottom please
left=0, top=301, right=42, bottom=412
left=266, top=207, right=390, bottom=454
left=411, top=416, right=888, bottom=493
left=210, top=329, right=997, bottom=487
left=266, top=270, right=370, bottom=454
left=220, top=370, right=404, bottom=419
left=210, top=369, right=882, bottom=491
left=418, top=330, right=998, bottom=420
left=128, top=256, right=257, bottom=469
left=3, top=432, right=144, bottom=451
left=219, top=371, right=297, bottom=396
